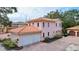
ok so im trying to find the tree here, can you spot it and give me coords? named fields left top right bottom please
left=0, top=7, right=17, bottom=32
left=62, top=9, right=79, bottom=29
left=44, top=9, right=79, bottom=35
left=44, top=10, right=61, bottom=19
left=0, top=7, right=17, bottom=26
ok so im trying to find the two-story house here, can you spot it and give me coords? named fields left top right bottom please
left=26, top=17, right=62, bottom=40
left=9, top=17, right=62, bottom=46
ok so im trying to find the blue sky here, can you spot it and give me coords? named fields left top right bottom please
left=8, top=7, right=79, bottom=22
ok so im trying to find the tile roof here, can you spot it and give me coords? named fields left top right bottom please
left=27, top=17, right=61, bottom=23
left=9, top=25, right=41, bottom=35
left=67, top=26, right=79, bottom=31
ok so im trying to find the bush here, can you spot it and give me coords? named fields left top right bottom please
left=63, top=33, right=69, bottom=37
left=53, top=35, right=62, bottom=39
left=62, top=29, right=69, bottom=37
left=0, top=39, right=3, bottom=42
left=43, top=37, right=51, bottom=43
left=2, top=38, right=16, bottom=50
left=43, top=35, right=62, bottom=43
left=2, top=38, right=23, bottom=50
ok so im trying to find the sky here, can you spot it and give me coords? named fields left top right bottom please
left=7, top=7, right=79, bottom=22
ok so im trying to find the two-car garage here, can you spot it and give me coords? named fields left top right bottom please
left=10, top=25, right=42, bottom=47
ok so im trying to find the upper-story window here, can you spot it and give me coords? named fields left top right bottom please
left=56, top=23, right=57, bottom=27
left=32, top=23, right=34, bottom=25
left=43, top=22, right=45, bottom=27
left=43, top=33, right=45, bottom=37
left=48, top=23, right=49, bottom=27
left=37, top=23, right=39, bottom=27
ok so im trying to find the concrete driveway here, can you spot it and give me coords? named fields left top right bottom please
left=0, top=43, right=6, bottom=51
left=20, top=36, right=79, bottom=51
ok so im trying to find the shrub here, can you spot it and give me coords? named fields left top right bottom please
left=43, top=35, right=62, bottom=43
left=0, top=39, right=3, bottom=42
left=53, top=35, right=62, bottom=39
left=62, top=29, right=69, bottom=37
left=43, top=37, right=51, bottom=43
left=2, top=38, right=16, bottom=50
left=63, top=33, right=69, bottom=37
left=2, top=38, right=23, bottom=50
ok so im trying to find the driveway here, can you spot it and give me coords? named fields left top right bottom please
left=20, top=36, right=79, bottom=51
left=0, top=43, right=6, bottom=51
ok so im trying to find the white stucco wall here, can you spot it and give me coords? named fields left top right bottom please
left=10, top=33, right=42, bottom=46
left=29, top=21, right=62, bottom=38
left=10, top=33, right=20, bottom=41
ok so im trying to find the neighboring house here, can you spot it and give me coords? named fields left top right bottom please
left=9, top=25, right=42, bottom=46
left=26, top=17, right=62, bottom=39
left=67, top=26, right=79, bottom=37
left=0, top=22, right=27, bottom=33
left=6, top=22, right=28, bottom=33
left=12, top=22, right=27, bottom=28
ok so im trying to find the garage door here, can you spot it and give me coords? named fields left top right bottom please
left=77, top=32, right=79, bottom=37
left=69, top=31, right=75, bottom=36
left=19, top=34, right=41, bottom=46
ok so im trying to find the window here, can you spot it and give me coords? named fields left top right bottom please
left=43, top=33, right=45, bottom=37
left=48, top=23, right=49, bottom=27
left=56, top=23, right=57, bottom=27
left=32, top=23, right=34, bottom=25
left=48, top=32, right=49, bottom=36
left=43, top=22, right=45, bottom=27
left=37, top=23, right=39, bottom=27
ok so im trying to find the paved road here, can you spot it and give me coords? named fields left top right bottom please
left=20, top=36, right=79, bottom=51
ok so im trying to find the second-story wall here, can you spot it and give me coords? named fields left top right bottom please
left=27, top=20, right=62, bottom=38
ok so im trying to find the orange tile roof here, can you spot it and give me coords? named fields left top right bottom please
left=27, top=17, right=57, bottom=23
left=67, top=26, right=79, bottom=31
left=9, top=25, right=41, bottom=35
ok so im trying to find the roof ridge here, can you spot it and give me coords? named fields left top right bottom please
left=26, top=17, right=56, bottom=23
